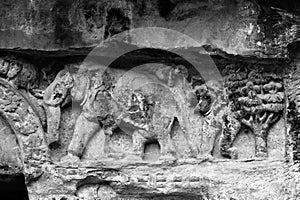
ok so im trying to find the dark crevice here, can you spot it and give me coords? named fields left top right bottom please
left=49, top=141, right=61, bottom=150
left=287, top=41, right=300, bottom=60
left=157, top=0, right=176, bottom=19
left=143, top=139, right=161, bottom=161
left=82, top=1, right=105, bottom=33
left=0, top=174, right=29, bottom=200
left=169, top=117, right=180, bottom=138
left=104, top=8, right=131, bottom=39
left=118, top=191, right=206, bottom=200
left=107, top=48, right=204, bottom=81
left=257, top=7, right=283, bottom=40
left=255, top=0, right=300, bottom=15
left=76, top=176, right=112, bottom=189
left=52, top=0, right=75, bottom=46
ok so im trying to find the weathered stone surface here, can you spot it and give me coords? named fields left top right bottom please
left=0, top=57, right=50, bottom=182
left=0, top=0, right=299, bottom=58
left=27, top=160, right=300, bottom=200
left=0, top=115, right=22, bottom=176
left=0, top=1, right=300, bottom=200
left=0, top=49, right=296, bottom=199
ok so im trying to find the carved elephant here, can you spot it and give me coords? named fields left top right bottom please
left=43, top=67, right=102, bottom=158
left=43, top=65, right=191, bottom=161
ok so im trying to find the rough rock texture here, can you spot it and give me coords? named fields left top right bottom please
left=28, top=160, right=300, bottom=200
left=0, top=0, right=300, bottom=200
left=0, top=0, right=300, bottom=58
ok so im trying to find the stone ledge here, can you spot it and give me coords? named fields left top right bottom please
left=27, top=159, right=300, bottom=200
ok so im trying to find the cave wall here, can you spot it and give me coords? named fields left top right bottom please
left=0, top=0, right=300, bottom=200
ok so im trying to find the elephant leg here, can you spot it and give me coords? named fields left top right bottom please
left=158, top=117, right=177, bottom=160
left=45, top=105, right=61, bottom=145
left=120, top=129, right=146, bottom=162
left=219, top=114, right=241, bottom=159
left=158, top=135, right=176, bottom=161
left=132, top=130, right=147, bottom=157
left=67, top=113, right=101, bottom=158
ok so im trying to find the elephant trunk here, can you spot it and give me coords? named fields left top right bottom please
left=43, top=69, right=74, bottom=146
left=43, top=83, right=66, bottom=146
left=44, top=105, right=61, bottom=146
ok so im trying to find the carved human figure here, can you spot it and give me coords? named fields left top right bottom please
left=188, top=78, right=214, bottom=116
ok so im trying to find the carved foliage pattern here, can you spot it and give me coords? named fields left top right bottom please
left=0, top=80, right=50, bottom=180
left=0, top=56, right=50, bottom=180
left=220, top=64, right=285, bottom=158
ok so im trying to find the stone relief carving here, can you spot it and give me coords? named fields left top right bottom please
left=43, top=63, right=194, bottom=161
left=1, top=0, right=300, bottom=198
left=219, top=64, right=285, bottom=159
left=40, top=60, right=287, bottom=162
left=0, top=56, right=37, bottom=89
left=0, top=56, right=49, bottom=181
left=0, top=56, right=46, bottom=125
left=188, top=76, right=219, bottom=117
left=0, top=55, right=287, bottom=173
left=0, top=54, right=293, bottom=200
left=145, top=63, right=188, bottom=87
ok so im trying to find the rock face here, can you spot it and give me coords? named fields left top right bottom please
left=0, top=0, right=300, bottom=57
left=0, top=0, right=300, bottom=200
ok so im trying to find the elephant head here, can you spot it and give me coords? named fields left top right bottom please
left=43, top=69, right=74, bottom=145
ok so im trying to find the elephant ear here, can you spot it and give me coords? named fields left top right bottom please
left=44, top=69, right=74, bottom=106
